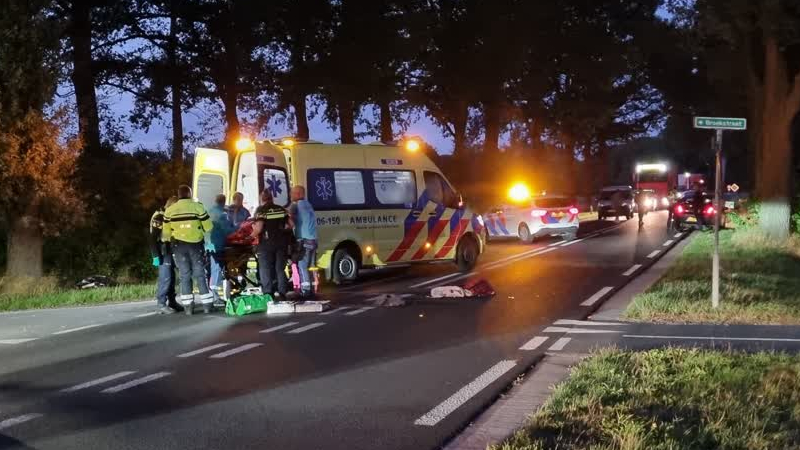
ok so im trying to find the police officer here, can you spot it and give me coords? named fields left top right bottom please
left=162, top=185, right=214, bottom=315
left=251, top=189, right=294, bottom=301
left=149, top=196, right=180, bottom=314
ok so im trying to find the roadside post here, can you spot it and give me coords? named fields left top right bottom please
left=693, top=117, right=747, bottom=308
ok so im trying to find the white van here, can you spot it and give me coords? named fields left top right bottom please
left=192, top=139, right=485, bottom=283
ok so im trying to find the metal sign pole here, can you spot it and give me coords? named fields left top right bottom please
left=712, top=129, right=723, bottom=308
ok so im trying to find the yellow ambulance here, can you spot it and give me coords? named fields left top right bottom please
left=192, top=138, right=485, bottom=283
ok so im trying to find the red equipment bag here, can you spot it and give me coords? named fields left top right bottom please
left=226, top=219, right=259, bottom=246
left=462, top=278, right=496, bottom=298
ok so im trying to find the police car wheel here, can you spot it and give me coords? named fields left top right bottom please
left=518, top=224, right=533, bottom=244
left=332, top=248, right=359, bottom=284
left=456, top=237, right=478, bottom=272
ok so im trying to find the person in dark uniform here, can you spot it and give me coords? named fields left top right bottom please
left=149, top=196, right=180, bottom=314
left=251, top=189, right=294, bottom=301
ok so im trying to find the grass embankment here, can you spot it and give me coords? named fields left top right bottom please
left=624, top=229, right=800, bottom=324
left=0, top=277, right=154, bottom=312
left=497, top=348, right=800, bottom=450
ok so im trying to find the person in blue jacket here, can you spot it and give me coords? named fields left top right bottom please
left=206, top=194, right=235, bottom=307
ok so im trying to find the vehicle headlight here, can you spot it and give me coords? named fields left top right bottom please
left=476, top=215, right=485, bottom=226
left=646, top=198, right=655, bottom=208
left=661, top=197, right=669, bottom=207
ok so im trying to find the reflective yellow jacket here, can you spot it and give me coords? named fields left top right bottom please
left=162, top=199, right=213, bottom=244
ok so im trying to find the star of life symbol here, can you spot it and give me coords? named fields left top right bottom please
left=267, top=174, right=283, bottom=197
left=316, top=176, right=333, bottom=200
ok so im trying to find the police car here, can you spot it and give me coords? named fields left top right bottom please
left=484, top=195, right=580, bottom=243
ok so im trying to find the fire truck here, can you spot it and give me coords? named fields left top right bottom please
left=634, top=162, right=677, bottom=209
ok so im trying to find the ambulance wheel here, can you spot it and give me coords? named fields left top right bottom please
left=332, top=247, right=360, bottom=284
left=518, top=224, right=533, bottom=244
left=456, top=236, right=479, bottom=273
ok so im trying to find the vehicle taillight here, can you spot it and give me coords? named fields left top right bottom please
left=703, top=204, right=716, bottom=216
left=568, top=207, right=579, bottom=215
left=531, top=209, right=547, bottom=218
left=675, top=204, right=685, bottom=215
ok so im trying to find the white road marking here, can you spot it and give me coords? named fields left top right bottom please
left=674, top=232, right=683, bottom=238
left=0, top=338, right=38, bottom=345
left=519, top=336, right=548, bottom=351
left=53, top=324, right=102, bottom=335
left=543, top=326, right=623, bottom=334
left=345, top=306, right=376, bottom=316
left=548, top=241, right=563, bottom=247
left=622, top=264, right=642, bottom=276
left=320, top=306, right=353, bottom=315
left=547, top=337, right=571, bottom=351
left=101, top=372, right=171, bottom=393
left=414, top=360, right=517, bottom=427
left=647, top=250, right=661, bottom=258
left=208, top=343, right=263, bottom=359
left=624, top=334, right=800, bottom=342
left=0, top=413, right=43, bottom=430
left=552, top=319, right=623, bottom=326
left=259, top=322, right=299, bottom=333
left=135, top=311, right=159, bottom=318
left=663, top=239, right=675, bottom=246
left=481, top=247, right=550, bottom=270
left=177, top=343, right=230, bottom=358
left=560, top=238, right=585, bottom=247
left=410, top=272, right=465, bottom=289
left=61, top=371, right=136, bottom=392
left=287, top=322, right=325, bottom=334
left=580, top=286, right=615, bottom=306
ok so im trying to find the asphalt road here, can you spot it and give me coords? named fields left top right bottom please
left=0, top=213, right=685, bottom=450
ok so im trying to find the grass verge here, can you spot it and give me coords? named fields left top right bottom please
left=496, top=348, right=800, bottom=450
left=624, top=229, right=800, bottom=324
left=0, top=280, right=155, bottom=312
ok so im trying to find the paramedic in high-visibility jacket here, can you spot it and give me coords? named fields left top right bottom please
left=162, top=185, right=214, bottom=315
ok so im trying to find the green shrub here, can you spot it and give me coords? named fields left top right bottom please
left=727, top=198, right=760, bottom=229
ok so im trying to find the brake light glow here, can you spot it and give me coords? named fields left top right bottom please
left=531, top=209, right=547, bottom=218
left=568, top=207, right=579, bottom=215
left=703, top=205, right=716, bottom=216
left=675, top=204, right=685, bottom=215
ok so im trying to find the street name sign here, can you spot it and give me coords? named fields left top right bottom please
left=693, top=117, right=747, bottom=130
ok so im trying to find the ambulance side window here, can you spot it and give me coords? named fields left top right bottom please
left=307, top=169, right=367, bottom=210
left=423, top=171, right=459, bottom=209
left=372, top=170, right=416, bottom=208
left=259, top=166, right=290, bottom=207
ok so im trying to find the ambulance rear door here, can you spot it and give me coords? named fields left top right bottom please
left=193, top=147, right=230, bottom=210
left=255, top=141, right=291, bottom=208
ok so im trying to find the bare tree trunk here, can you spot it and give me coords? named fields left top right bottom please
left=379, top=100, right=393, bottom=142
left=527, top=118, right=545, bottom=161
left=338, top=100, right=356, bottom=144
left=757, top=36, right=799, bottom=239
left=6, top=216, right=43, bottom=278
left=453, top=100, right=468, bottom=157
left=168, top=1, right=183, bottom=163
left=68, top=1, right=102, bottom=158
left=294, top=95, right=310, bottom=141
left=222, top=87, right=240, bottom=159
left=483, top=100, right=500, bottom=155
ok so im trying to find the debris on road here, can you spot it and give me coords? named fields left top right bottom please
left=428, top=279, right=496, bottom=299
left=365, top=294, right=407, bottom=307
left=75, top=276, right=117, bottom=289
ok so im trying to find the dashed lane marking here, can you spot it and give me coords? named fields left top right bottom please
left=647, top=250, right=661, bottom=258
left=519, top=336, right=548, bottom=351
left=622, top=264, right=642, bottom=276
left=135, top=311, right=159, bottom=318
left=552, top=319, right=623, bottom=326
left=287, top=322, right=325, bottom=334
left=320, top=306, right=354, bottom=315
left=579, top=286, right=615, bottom=306
left=0, top=413, right=43, bottom=430
left=61, top=371, right=137, bottom=392
left=547, top=337, right=571, bottom=351
left=208, top=343, right=263, bottom=359
left=53, top=324, right=102, bottom=335
left=409, top=272, right=465, bottom=289
left=560, top=238, right=586, bottom=247
left=177, top=343, right=230, bottom=358
left=259, top=322, right=299, bottom=333
left=674, top=232, right=683, bottom=238
left=624, top=334, right=800, bottom=343
left=414, top=360, right=517, bottom=427
left=663, top=239, right=675, bottom=246
left=345, top=307, right=376, bottom=316
left=101, top=372, right=171, bottom=394
left=543, top=326, right=623, bottom=334
left=0, top=338, right=38, bottom=345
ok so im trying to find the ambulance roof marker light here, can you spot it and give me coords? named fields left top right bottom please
left=404, top=138, right=421, bottom=152
left=281, top=137, right=296, bottom=148
left=235, top=137, right=255, bottom=152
